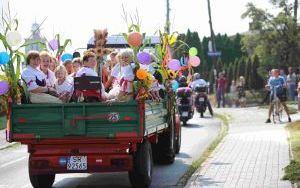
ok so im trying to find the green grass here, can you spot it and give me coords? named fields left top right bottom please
left=283, top=121, right=300, bottom=185
left=0, top=116, right=6, bottom=130
left=177, top=113, right=230, bottom=186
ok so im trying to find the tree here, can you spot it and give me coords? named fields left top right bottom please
left=245, top=58, right=252, bottom=89
left=241, top=1, right=300, bottom=68
left=251, top=55, right=265, bottom=90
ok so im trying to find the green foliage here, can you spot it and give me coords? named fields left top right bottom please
left=241, top=0, right=300, bottom=69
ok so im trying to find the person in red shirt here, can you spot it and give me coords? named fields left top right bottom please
left=216, top=72, right=227, bottom=108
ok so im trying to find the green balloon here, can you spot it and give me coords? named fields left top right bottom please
left=189, top=47, right=198, bottom=56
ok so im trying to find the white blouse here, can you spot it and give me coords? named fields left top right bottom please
left=75, top=67, right=98, bottom=77
left=55, top=77, right=74, bottom=95
left=21, top=66, right=46, bottom=91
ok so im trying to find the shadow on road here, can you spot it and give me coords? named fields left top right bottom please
left=182, top=124, right=204, bottom=128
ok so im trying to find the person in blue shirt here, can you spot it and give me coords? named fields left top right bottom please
left=265, top=69, right=291, bottom=123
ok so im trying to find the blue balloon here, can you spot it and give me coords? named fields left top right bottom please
left=61, top=53, right=73, bottom=63
left=171, top=80, right=179, bottom=91
left=180, top=56, right=187, bottom=66
left=0, top=52, right=10, bottom=65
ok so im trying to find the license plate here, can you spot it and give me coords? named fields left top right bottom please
left=199, top=98, right=205, bottom=102
left=67, top=156, right=87, bottom=170
left=182, top=112, right=188, bottom=117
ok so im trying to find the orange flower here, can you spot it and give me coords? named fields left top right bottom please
left=136, top=69, right=148, bottom=80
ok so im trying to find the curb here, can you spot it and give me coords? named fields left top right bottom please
left=0, top=142, right=18, bottom=150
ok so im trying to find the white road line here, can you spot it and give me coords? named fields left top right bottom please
left=0, top=156, right=27, bottom=169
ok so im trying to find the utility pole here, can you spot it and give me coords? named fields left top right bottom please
left=294, top=0, right=298, bottom=23
left=207, top=0, right=218, bottom=77
left=165, top=0, right=170, bottom=34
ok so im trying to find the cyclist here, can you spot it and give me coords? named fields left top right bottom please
left=265, top=69, right=291, bottom=123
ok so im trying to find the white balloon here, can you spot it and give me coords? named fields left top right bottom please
left=6, top=31, right=22, bottom=46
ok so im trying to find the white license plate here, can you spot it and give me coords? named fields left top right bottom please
left=199, top=98, right=205, bottom=102
left=67, top=156, right=87, bottom=170
left=182, top=112, right=189, bottom=117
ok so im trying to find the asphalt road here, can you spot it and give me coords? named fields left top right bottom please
left=0, top=112, right=220, bottom=188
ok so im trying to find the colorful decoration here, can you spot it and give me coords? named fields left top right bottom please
left=0, top=52, right=10, bottom=65
left=6, top=31, right=22, bottom=46
left=168, top=59, right=181, bottom=71
left=48, top=39, right=59, bottom=51
left=128, top=32, right=143, bottom=47
left=0, top=81, right=9, bottom=95
left=189, top=56, right=201, bottom=67
left=136, top=69, right=148, bottom=80
left=168, top=70, right=177, bottom=80
left=61, top=53, right=73, bottom=63
left=137, top=52, right=151, bottom=65
left=171, top=80, right=179, bottom=91
left=189, top=47, right=198, bottom=56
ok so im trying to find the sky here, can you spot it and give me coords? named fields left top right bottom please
left=0, top=0, right=285, bottom=51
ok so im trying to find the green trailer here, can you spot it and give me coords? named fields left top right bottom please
left=6, top=98, right=181, bottom=188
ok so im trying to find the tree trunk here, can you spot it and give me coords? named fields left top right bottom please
left=295, top=0, right=298, bottom=22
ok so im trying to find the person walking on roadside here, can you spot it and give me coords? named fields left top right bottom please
left=265, top=69, right=291, bottom=123
left=236, top=76, right=246, bottom=107
left=216, top=72, right=227, bottom=108
left=287, top=67, right=297, bottom=101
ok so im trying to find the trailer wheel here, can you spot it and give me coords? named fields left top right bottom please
left=129, top=139, right=153, bottom=188
left=29, top=174, right=55, bottom=188
left=152, top=114, right=176, bottom=164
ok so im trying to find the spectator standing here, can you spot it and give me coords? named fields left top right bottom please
left=216, top=72, right=227, bottom=108
left=287, top=67, right=297, bottom=101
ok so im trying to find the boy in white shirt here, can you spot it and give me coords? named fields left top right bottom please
left=75, top=51, right=108, bottom=101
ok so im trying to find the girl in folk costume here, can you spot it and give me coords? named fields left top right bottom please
left=54, top=66, right=74, bottom=102
left=108, top=50, right=135, bottom=101
left=39, top=51, right=56, bottom=88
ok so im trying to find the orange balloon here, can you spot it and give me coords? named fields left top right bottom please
left=128, top=32, right=143, bottom=47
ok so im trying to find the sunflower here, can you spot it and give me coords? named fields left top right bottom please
left=167, top=70, right=177, bottom=80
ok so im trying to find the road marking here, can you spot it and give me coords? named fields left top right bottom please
left=0, top=156, right=27, bottom=169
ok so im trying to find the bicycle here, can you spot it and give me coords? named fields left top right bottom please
left=270, top=86, right=284, bottom=124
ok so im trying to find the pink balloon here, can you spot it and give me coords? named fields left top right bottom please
left=168, top=59, right=181, bottom=71
left=189, top=56, right=201, bottom=67
left=0, top=81, right=9, bottom=95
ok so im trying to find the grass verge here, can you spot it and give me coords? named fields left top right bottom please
left=0, top=115, right=6, bottom=130
left=177, top=113, right=230, bottom=186
left=283, top=121, right=300, bottom=186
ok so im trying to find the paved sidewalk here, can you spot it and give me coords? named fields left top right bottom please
left=186, top=107, right=299, bottom=188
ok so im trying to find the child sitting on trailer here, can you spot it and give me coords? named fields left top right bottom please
left=108, top=50, right=135, bottom=102
left=75, top=51, right=109, bottom=101
left=54, top=65, right=74, bottom=102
